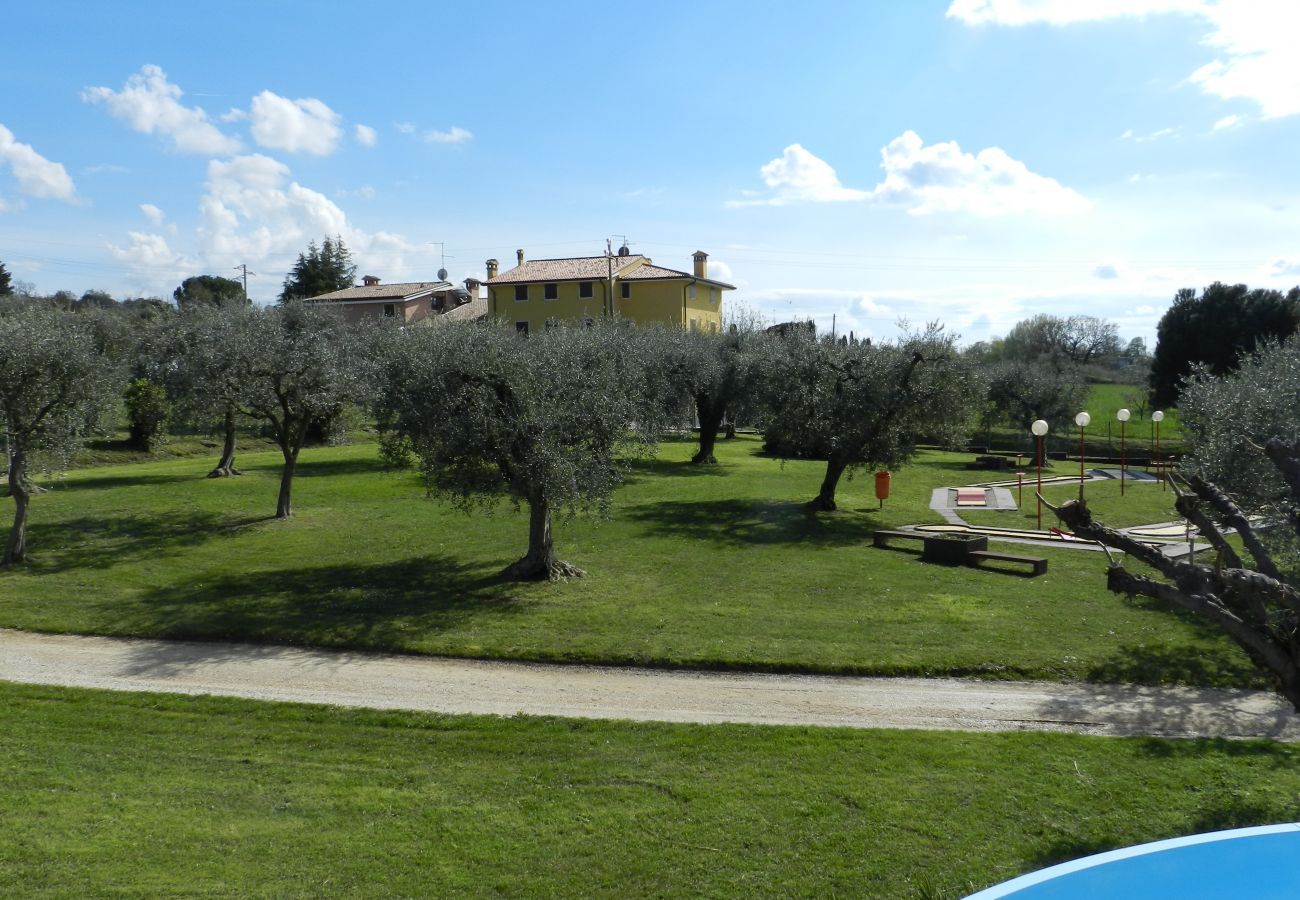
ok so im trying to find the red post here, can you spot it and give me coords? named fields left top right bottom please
left=1120, top=419, right=1127, bottom=497
left=1036, top=435, right=1044, bottom=530
left=1078, top=425, right=1086, bottom=500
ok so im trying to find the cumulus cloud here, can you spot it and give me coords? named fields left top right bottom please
left=355, top=124, right=377, bottom=147
left=140, top=203, right=165, bottom=225
left=708, top=259, right=734, bottom=282
left=734, top=134, right=1088, bottom=215
left=423, top=126, right=473, bottom=144
left=0, top=124, right=77, bottom=201
left=731, top=144, right=869, bottom=207
left=1269, top=258, right=1300, bottom=277
left=1121, top=126, right=1180, bottom=142
left=1213, top=114, right=1242, bottom=130
left=869, top=131, right=1091, bottom=216
left=248, top=91, right=342, bottom=155
left=949, top=0, right=1300, bottom=119
left=83, top=65, right=241, bottom=155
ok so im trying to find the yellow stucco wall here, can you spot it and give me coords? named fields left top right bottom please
left=492, top=276, right=725, bottom=332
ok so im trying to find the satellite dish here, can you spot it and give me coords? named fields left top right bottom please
left=437, top=267, right=449, bottom=281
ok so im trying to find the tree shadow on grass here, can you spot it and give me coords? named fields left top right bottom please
left=22, top=511, right=270, bottom=573
left=623, top=457, right=732, bottom=480
left=38, top=472, right=204, bottom=492
left=132, top=556, right=520, bottom=654
left=625, top=498, right=879, bottom=547
left=1086, top=642, right=1267, bottom=691
left=1025, top=791, right=1300, bottom=874
left=291, top=455, right=389, bottom=479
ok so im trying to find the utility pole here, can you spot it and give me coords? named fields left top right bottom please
left=606, top=238, right=614, bottom=319
left=234, top=264, right=254, bottom=303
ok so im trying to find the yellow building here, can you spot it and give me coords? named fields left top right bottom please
left=484, top=247, right=733, bottom=334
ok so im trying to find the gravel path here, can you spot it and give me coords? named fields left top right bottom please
left=3, top=628, right=1297, bottom=741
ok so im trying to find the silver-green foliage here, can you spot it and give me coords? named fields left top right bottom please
left=1179, top=338, right=1300, bottom=517
left=0, top=304, right=121, bottom=563
left=760, top=324, right=982, bottom=509
left=377, top=320, right=665, bottom=576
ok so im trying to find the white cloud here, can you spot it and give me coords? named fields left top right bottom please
left=83, top=163, right=130, bottom=176
left=424, top=126, right=473, bottom=145
left=355, top=124, right=377, bottom=147
left=708, top=259, right=734, bottom=282
left=949, top=0, right=1300, bottom=119
left=83, top=65, right=241, bottom=155
left=0, top=124, right=77, bottom=201
left=140, top=203, right=165, bottom=225
left=1212, top=114, right=1242, bottom=130
left=394, top=121, right=417, bottom=135
left=869, top=131, right=1091, bottom=216
left=109, top=231, right=183, bottom=271
left=1092, top=262, right=1120, bottom=279
left=729, top=144, right=869, bottom=207
left=1122, top=126, right=1180, bottom=142
left=248, top=91, right=342, bottom=155
left=946, top=0, right=1202, bottom=26
left=734, top=134, right=1088, bottom=215
left=220, top=108, right=248, bottom=123
left=1269, top=258, right=1300, bottom=277
left=336, top=185, right=376, bottom=200
left=1191, top=1, right=1300, bottom=118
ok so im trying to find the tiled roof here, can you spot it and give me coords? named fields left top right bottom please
left=437, top=296, right=488, bottom=322
left=622, top=264, right=735, bottom=290
left=310, top=281, right=452, bottom=302
left=485, top=256, right=646, bottom=284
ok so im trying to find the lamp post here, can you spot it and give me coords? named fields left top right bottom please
left=1152, top=410, right=1165, bottom=491
left=1117, top=408, right=1131, bottom=496
left=1032, top=419, right=1049, bottom=529
left=1074, top=411, right=1090, bottom=501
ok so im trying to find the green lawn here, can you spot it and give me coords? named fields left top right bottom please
left=978, top=383, right=1183, bottom=457
left=2, top=682, right=1297, bottom=899
left=0, top=435, right=1258, bottom=688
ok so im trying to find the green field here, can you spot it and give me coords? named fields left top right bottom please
left=3, top=681, right=1297, bottom=899
left=0, top=434, right=1257, bottom=688
left=978, top=383, right=1182, bottom=457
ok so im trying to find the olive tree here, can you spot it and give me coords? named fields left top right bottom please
left=985, top=357, right=1088, bottom=430
left=0, top=305, right=120, bottom=565
left=658, top=325, right=767, bottom=464
left=1050, top=339, right=1300, bottom=709
left=377, top=320, right=665, bottom=580
left=229, top=302, right=365, bottom=517
left=761, top=323, right=981, bottom=511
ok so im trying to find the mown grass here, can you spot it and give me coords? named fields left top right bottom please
left=0, top=435, right=1259, bottom=688
left=979, top=383, right=1183, bottom=457
left=1, top=682, right=1297, bottom=899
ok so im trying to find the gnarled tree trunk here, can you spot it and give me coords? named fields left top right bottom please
left=692, top=395, right=726, bottom=465
left=276, top=451, right=297, bottom=519
left=207, top=407, right=242, bottom=478
left=808, top=451, right=850, bottom=511
left=502, top=493, right=584, bottom=581
left=4, top=446, right=28, bottom=566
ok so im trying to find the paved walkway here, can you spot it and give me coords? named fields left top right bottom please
left=2, top=628, right=1297, bottom=741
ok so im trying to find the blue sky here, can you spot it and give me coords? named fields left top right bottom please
left=2, top=0, right=1297, bottom=345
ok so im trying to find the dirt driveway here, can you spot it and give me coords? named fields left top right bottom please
left=2, top=628, right=1297, bottom=741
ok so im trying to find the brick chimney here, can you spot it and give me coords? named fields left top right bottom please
left=362, top=275, right=381, bottom=286
left=486, top=259, right=499, bottom=280
left=692, top=251, right=708, bottom=279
